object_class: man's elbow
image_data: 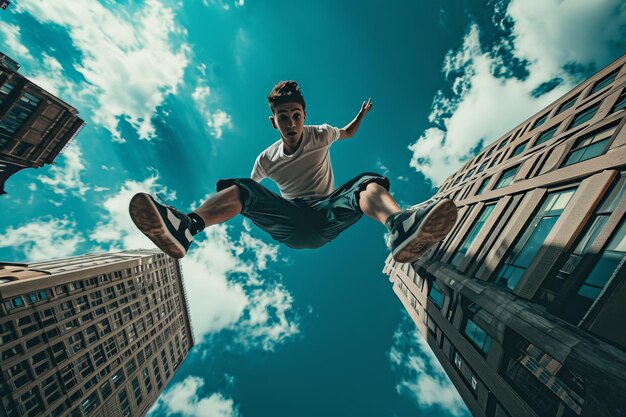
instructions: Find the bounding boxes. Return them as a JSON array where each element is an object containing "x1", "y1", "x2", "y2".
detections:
[{"x1": 340, "y1": 129, "x2": 353, "y2": 139}]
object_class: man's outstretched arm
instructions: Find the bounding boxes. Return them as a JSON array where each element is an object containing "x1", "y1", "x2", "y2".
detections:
[{"x1": 339, "y1": 98, "x2": 372, "y2": 139}]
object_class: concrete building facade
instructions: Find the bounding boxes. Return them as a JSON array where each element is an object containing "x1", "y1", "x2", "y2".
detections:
[
  {"x1": 0, "y1": 52, "x2": 84, "y2": 194},
  {"x1": 383, "y1": 54, "x2": 626, "y2": 417},
  {"x1": 0, "y1": 250, "x2": 194, "y2": 417}
]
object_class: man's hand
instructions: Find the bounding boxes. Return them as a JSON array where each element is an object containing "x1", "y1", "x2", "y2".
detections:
[
  {"x1": 340, "y1": 98, "x2": 373, "y2": 139},
  {"x1": 359, "y1": 98, "x2": 373, "y2": 118}
]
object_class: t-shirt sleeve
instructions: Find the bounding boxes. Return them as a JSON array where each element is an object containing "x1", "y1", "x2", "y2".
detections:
[
  {"x1": 315, "y1": 124, "x2": 341, "y2": 146},
  {"x1": 250, "y1": 154, "x2": 266, "y2": 182}
]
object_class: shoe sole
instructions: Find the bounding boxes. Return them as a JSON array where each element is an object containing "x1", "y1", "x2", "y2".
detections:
[
  {"x1": 129, "y1": 193, "x2": 187, "y2": 259},
  {"x1": 392, "y1": 199, "x2": 458, "y2": 263}
]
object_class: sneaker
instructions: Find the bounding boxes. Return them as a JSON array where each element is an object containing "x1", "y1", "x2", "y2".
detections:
[
  {"x1": 385, "y1": 198, "x2": 458, "y2": 263},
  {"x1": 129, "y1": 193, "x2": 194, "y2": 259}
]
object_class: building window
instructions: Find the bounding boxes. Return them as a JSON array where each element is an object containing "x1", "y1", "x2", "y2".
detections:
[
  {"x1": 504, "y1": 358, "x2": 560, "y2": 416},
  {"x1": 428, "y1": 281, "x2": 444, "y2": 309},
  {"x1": 511, "y1": 141, "x2": 528, "y2": 157},
  {"x1": 535, "y1": 125, "x2": 559, "y2": 146},
  {"x1": 494, "y1": 165, "x2": 520, "y2": 190},
  {"x1": 464, "y1": 318, "x2": 491, "y2": 355},
  {"x1": 590, "y1": 69, "x2": 619, "y2": 94},
  {"x1": 132, "y1": 377, "x2": 143, "y2": 406},
  {"x1": 532, "y1": 114, "x2": 548, "y2": 130},
  {"x1": 610, "y1": 91, "x2": 626, "y2": 114},
  {"x1": 497, "y1": 137, "x2": 509, "y2": 150},
  {"x1": 476, "y1": 177, "x2": 491, "y2": 195},
  {"x1": 577, "y1": 219, "x2": 626, "y2": 301},
  {"x1": 118, "y1": 389, "x2": 131, "y2": 417},
  {"x1": 569, "y1": 103, "x2": 600, "y2": 129},
  {"x1": 477, "y1": 161, "x2": 487, "y2": 174},
  {"x1": 556, "y1": 95, "x2": 578, "y2": 114},
  {"x1": 485, "y1": 147, "x2": 494, "y2": 157},
  {"x1": 495, "y1": 188, "x2": 576, "y2": 290},
  {"x1": 563, "y1": 122, "x2": 617, "y2": 167},
  {"x1": 451, "y1": 204, "x2": 496, "y2": 267}
]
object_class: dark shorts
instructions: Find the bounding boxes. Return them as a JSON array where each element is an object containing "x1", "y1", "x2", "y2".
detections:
[{"x1": 216, "y1": 172, "x2": 390, "y2": 249}]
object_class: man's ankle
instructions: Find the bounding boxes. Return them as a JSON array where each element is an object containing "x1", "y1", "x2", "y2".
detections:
[{"x1": 187, "y1": 212, "x2": 206, "y2": 235}]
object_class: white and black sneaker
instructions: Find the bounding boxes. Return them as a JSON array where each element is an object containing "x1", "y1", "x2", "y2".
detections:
[
  {"x1": 129, "y1": 193, "x2": 195, "y2": 259},
  {"x1": 385, "y1": 199, "x2": 458, "y2": 263}
]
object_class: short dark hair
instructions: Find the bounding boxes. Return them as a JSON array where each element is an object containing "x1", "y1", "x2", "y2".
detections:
[{"x1": 267, "y1": 80, "x2": 306, "y2": 113}]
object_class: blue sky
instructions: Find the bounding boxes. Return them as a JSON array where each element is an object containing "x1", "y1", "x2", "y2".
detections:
[{"x1": 1, "y1": 1, "x2": 625, "y2": 416}]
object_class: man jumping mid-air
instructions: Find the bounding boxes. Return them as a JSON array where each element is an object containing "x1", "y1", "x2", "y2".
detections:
[{"x1": 129, "y1": 81, "x2": 458, "y2": 263}]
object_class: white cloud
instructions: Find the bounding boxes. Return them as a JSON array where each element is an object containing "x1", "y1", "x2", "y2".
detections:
[
  {"x1": 151, "y1": 376, "x2": 239, "y2": 417},
  {"x1": 389, "y1": 317, "x2": 468, "y2": 416},
  {"x1": 28, "y1": 54, "x2": 79, "y2": 99},
  {"x1": 234, "y1": 284, "x2": 299, "y2": 351},
  {"x1": 17, "y1": 0, "x2": 190, "y2": 142},
  {"x1": 0, "y1": 217, "x2": 85, "y2": 261},
  {"x1": 0, "y1": 21, "x2": 32, "y2": 61},
  {"x1": 37, "y1": 142, "x2": 90, "y2": 197},
  {"x1": 91, "y1": 175, "x2": 175, "y2": 251},
  {"x1": 408, "y1": 0, "x2": 626, "y2": 185},
  {"x1": 192, "y1": 82, "x2": 233, "y2": 139}
]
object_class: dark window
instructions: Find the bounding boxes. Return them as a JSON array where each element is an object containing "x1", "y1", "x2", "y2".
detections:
[
  {"x1": 82, "y1": 392, "x2": 100, "y2": 416},
  {"x1": 485, "y1": 147, "x2": 494, "y2": 157},
  {"x1": 496, "y1": 189, "x2": 576, "y2": 290},
  {"x1": 556, "y1": 95, "x2": 578, "y2": 114},
  {"x1": 497, "y1": 138, "x2": 509, "y2": 150},
  {"x1": 464, "y1": 319, "x2": 491, "y2": 354},
  {"x1": 451, "y1": 204, "x2": 496, "y2": 267},
  {"x1": 476, "y1": 177, "x2": 491, "y2": 195},
  {"x1": 569, "y1": 103, "x2": 600, "y2": 129},
  {"x1": 477, "y1": 162, "x2": 487, "y2": 173},
  {"x1": 577, "y1": 219, "x2": 626, "y2": 300},
  {"x1": 563, "y1": 123, "x2": 617, "y2": 167},
  {"x1": 118, "y1": 389, "x2": 131, "y2": 417},
  {"x1": 532, "y1": 114, "x2": 548, "y2": 129},
  {"x1": 504, "y1": 359, "x2": 560, "y2": 417},
  {"x1": 590, "y1": 69, "x2": 618, "y2": 94},
  {"x1": 428, "y1": 281, "x2": 444, "y2": 309},
  {"x1": 494, "y1": 165, "x2": 520, "y2": 189},
  {"x1": 511, "y1": 141, "x2": 528, "y2": 157},
  {"x1": 132, "y1": 377, "x2": 142, "y2": 406},
  {"x1": 535, "y1": 125, "x2": 559, "y2": 146},
  {"x1": 610, "y1": 91, "x2": 626, "y2": 114}
]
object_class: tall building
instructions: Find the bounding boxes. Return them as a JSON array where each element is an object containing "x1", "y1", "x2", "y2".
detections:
[
  {"x1": 0, "y1": 52, "x2": 84, "y2": 195},
  {"x1": 384, "y1": 54, "x2": 626, "y2": 417},
  {"x1": 0, "y1": 250, "x2": 195, "y2": 417}
]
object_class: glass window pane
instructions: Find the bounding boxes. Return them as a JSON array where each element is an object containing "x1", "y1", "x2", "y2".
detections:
[
  {"x1": 535, "y1": 125, "x2": 558, "y2": 145},
  {"x1": 512, "y1": 142, "x2": 527, "y2": 157},
  {"x1": 612, "y1": 93, "x2": 626, "y2": 113},
  {"x1": 570, "y1": 104, "x2": 600, "y2": 129},
  {"x1": 573, "y1": 215, "x2": 609, "y2": 255},
  {"x1": 557, "y1": 95, "x2": 578, "y2": 114},
  {"x1": 591, "y1": 70, "x2": 618, "y2": 94},
  {"x1": 533, "y1": 114, "x2": 548, "y2": 129}
]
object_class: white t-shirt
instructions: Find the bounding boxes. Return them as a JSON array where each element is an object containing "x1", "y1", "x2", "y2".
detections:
[{"x1": 251, "y1": 124, "x2": 341, "y2": 199}]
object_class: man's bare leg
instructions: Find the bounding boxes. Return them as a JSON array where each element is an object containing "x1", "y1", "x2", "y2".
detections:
[
  {"x1": 193, "y1": 185, "x2": 242, "y2": 228},
  {"x1": 129, "y1": 185, "x2": 243, "y2": 258},
  {"x1": 358, "y1": 182, "x2": 401, "y2": 224}
]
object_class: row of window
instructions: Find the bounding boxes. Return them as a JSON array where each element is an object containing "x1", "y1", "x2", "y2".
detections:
[
  {"x1": 445, "y1": 173, "x2": 626, "y2": 326},
  {"x1": 442, "y1": 75, "x2": 624, "y2": 194},
  {"x1": 456, "y1": 117, "x2": 621, "y2": 202}
]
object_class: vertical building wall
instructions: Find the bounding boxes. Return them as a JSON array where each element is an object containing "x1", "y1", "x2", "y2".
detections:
[
  {"x1": 0, "y1": 250, "x2": 195, "y2": 417},
  {"x1": 384, "y1": 54, "x2": 626, "y2": 417},
  {"x1": 0, "y1": 52, "x2": 84, "y2": 194}
]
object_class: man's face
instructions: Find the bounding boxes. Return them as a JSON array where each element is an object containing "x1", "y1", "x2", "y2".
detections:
[{"x1": 270, "y1": 102, "x2": 306, "y2": 143}]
